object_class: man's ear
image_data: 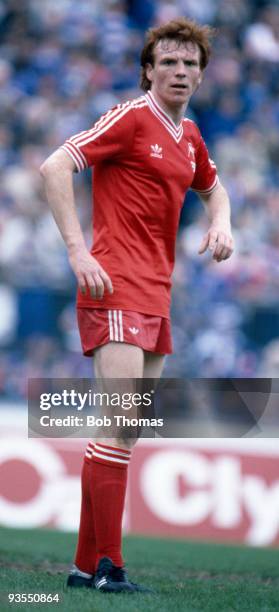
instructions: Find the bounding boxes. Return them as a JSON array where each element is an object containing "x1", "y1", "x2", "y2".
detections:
[
  {"x1": 195, "y1": 72, "x2": 203, "y2": 90},
  {"x1": 145, "y1": 63, "x2": 153, "y2": 83}
]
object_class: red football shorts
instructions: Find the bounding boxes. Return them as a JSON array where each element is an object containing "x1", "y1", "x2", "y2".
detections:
[{"x1": 77, "y1": 308, "x2": 173, "y2": 355}]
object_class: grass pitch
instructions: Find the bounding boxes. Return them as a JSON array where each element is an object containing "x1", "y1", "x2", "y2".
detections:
[{"x1": 0, "y1": 527, "x2": 278, "y2": 611}]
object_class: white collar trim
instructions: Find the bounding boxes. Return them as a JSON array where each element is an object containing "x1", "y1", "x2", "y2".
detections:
[{"x1": 146, "y1": 91, "x2": 184, "y2": 143}]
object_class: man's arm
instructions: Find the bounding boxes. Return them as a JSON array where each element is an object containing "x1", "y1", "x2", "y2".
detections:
[
  {"x1": 40, "y1": 149, "x2": 113, "y2": 298},
  {"x1": 198, "y1": 181, "x2": 234, "y2": 262}
]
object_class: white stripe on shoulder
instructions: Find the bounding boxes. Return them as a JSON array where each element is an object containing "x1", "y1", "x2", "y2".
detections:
[
  {"x1": 75, "y1": 105, "x2": 148, "y2": 147},
  {"x1": 70, "y1": 97, "x2": 147, "y2": 149},
  {"x1": 71, "y1": 97, "x2": 147, "y2": 145},
  {"x1": 70, "y1": 99, "x2": 132, "y2": 146}
]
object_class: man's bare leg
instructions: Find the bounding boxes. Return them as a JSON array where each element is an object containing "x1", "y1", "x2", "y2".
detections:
[
  {"x1": 94, "y1": 342, "x2": 144, "y2": 378},
  {"x1": 74, "y1": 344, "x2": 166, "y2": 583},
  {"x1": 75, "y1": 342, "x2": 147, "y2": 578},
  {"x1": 92, "y1": 347, "x2": 165, "y2": 447},
  {"x1": 94, "y1": 342, "x2": 144, "y2": 449},
  {"x1": 143, "y1": 351, "x2": 165, "y2": 379}
]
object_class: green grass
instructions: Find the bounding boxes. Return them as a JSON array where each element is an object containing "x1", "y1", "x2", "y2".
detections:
[{"x1": 0, "y1": 527, "x2": 278, "y2": 611}]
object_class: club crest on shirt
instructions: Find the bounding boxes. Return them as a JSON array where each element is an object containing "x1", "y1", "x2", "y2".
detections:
[{"x1": 150, "y1": 144, "x2": 163, "y2": 159}]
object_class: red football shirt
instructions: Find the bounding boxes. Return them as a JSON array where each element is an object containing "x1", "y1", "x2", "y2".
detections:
[{"x1": 62, "y1": 91, "x2": 218, "y2": 318}]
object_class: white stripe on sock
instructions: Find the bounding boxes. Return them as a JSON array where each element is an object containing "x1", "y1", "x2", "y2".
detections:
[
  {"x1": 92, "y1": 450, "x2": 129, "y2": 464},
  {"x1": 95, "y1": 444, "x2": 131, "y2": 458}
]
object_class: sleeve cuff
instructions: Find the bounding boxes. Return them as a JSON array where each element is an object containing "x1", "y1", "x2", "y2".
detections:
[
  {"x1": 191, "y1": 175, "x2": 219, "y2": 195},
  {"x1": 60, "y1": 141, "x2": 88, "y2": 173}
]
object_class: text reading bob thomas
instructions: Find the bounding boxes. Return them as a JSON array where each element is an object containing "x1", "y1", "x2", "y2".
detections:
[{"x1": 39, "y1": 414, "x2": 163, "y2": 428}]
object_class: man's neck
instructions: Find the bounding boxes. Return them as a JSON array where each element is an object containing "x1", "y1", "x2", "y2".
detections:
[{"x1": 150, "y1": 91, "x2": 187, "y2": 126}]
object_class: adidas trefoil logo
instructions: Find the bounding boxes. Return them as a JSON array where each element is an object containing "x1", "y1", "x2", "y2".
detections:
[
  {"x1": 150, "y1": 144, "x2": 163, "y2": 159},
  {"x1": 129, "y1": 327, "x2": 139, "y2": 335}
]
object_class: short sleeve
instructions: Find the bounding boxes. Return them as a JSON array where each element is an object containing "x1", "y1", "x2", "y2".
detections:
[
  {"x1": 60, "y1": 103, "x2": 136, "y2": 172},
  {"x1": 190, "y1": 135, "x2": 218, "y2": 194}
]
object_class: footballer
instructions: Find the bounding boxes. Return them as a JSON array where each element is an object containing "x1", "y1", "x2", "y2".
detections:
[{"x1": 40, "y1": 17, "x2": 233, "y2": 593}]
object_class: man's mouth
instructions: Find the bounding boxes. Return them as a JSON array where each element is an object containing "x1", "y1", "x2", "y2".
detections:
[{"x1": 171, "y1": 84, "x2": 187, "y2": 90}]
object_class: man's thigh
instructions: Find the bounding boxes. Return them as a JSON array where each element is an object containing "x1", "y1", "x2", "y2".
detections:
[
  {"x1": 94, "y1": 341, "x2": 144, "y2": 378},
  {"x1": 143, "y1": 352, "x2": 165, "y2": 379},
  {"x1": 93, "y1": 342, "x2": 145, "y2": 448},
  {"x1": 92, "y1": 344, "x2": 165, "y2": 448},
  {"x1": 94, "y1": 343, "x2": 165, "y2": 379}
]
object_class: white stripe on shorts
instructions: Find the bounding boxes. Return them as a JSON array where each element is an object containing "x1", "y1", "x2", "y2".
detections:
[
  {"x1": 108, "y1": 310, "x2": 114, "y2": 340},
  {"x1": 118, "y1": 310, "x2": 124, "y2": 341},
  {"x1": 113, "y1": 310, "x2": 119, "y2": 341},
  {"x1": 108, "y1": 310, "x2": 124, "y2": 342}
]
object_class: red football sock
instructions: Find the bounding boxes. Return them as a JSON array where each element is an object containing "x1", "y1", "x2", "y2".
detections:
[
  {"x1": 91, "y1": 442, "x2": 131, "y2": 569},
  {"x1": 74, "y1": 442, "x2": 97, "y2": 574}
]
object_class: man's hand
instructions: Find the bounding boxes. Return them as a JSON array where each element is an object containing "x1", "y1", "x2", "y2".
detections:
[
  {"x1": 68, "y1": 246, "x2": 113, "y2": 299},
  {"x1": 198, "y1": 226, "x2": 234, "y2": 262}
]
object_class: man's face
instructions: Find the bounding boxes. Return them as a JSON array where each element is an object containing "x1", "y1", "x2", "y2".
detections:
[{"x1": 146, "y1": 39, "x2": 203, "y2": 111}]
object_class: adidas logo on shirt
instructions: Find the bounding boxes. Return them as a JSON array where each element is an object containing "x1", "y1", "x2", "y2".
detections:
[
  {"x1": 129, "y1": 327, "x2": 139, "y2": 335},
  {"x1": 150, "y1": 144, "x2": 163, "y2": 159}
]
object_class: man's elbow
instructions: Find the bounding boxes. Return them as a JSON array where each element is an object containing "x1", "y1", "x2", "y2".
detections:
[
  {"x1": 40, "y1": 150, "x2": 76, "y2": 179},
  {"x1": 39, "y1": 158, "x2": 52, "y2": 179}
]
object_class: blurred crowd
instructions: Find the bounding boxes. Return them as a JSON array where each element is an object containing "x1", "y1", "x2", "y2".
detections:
[{"x1": 0, "y1": 0, "x2": 279, "y2": 400}]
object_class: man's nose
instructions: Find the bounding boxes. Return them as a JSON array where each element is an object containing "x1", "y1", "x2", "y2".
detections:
[{"x1": 175, "y1": 60, "x2": 186, "y2": 76}]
